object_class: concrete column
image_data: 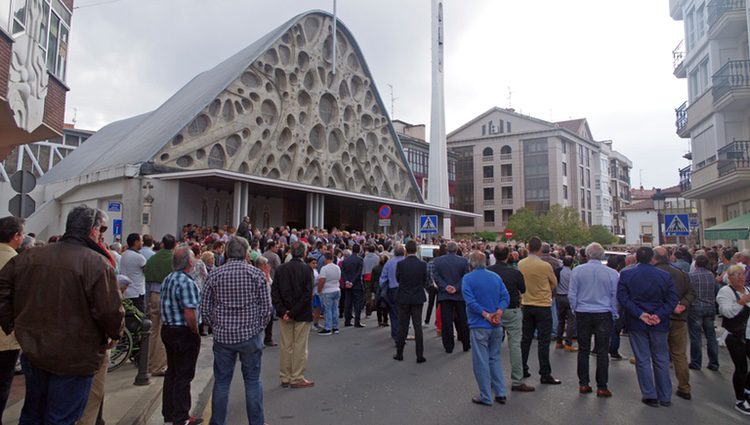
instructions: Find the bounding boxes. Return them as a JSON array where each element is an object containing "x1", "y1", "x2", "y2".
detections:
[
  {"x1": 240, "y1": 182, "x2": 250, "y2": 220},
  {"x1": 233, "y1": 182, "x2": 242, "y2": 226},
  {"x1": 442, "y1": 216, "x2": 452, "y2": 240},
  {"x1": 317, "y1": 194, "x2": 325, "y2": 228},
  {"x1": 306, "y1": 193, "x2": 315, "y2": 228}
]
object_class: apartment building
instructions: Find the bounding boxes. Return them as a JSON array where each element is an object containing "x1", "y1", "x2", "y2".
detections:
[
  {"x1": 0, "y1": 0, "x2": 75, "y2": 159},
  {"x1": 447, "y1": 107, "x2": 631, "y2": 236},
  {"x1": 670, "y1": 0, "x2": 750, "y2": 248}
]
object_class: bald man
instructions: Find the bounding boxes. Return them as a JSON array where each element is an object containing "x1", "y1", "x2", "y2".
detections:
[{"x1": 653, "y1": 246, "x2": 696, "y2": 401}]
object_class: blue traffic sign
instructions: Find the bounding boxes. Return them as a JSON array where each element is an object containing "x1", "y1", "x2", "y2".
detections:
[
  {"x1": 665, "y1": 214, "x2": 690, "y2": 236},
  {"x1": 419, "y1": 215, "x2": 439, "y2": 234},
  {"x1": 108, "y1": 201, "x2": 122, "y2": 212},
  {"x1": 112, "y1": 219, "x2": 123, "y2": 236}
]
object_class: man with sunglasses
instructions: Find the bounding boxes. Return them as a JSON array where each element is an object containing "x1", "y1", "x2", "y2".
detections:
[{"x1": 0, "y1": 205, "x2": 124, "y2": 423}]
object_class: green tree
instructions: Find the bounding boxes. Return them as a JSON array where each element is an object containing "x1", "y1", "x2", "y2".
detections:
[
  {"x1": 542, "y1": 205, "x2": 590, "y2": 245},
  {"x1": 589, "y1": 225, "x2": 618, "y2": 246},
  {"x1": 506, "y1": 207, "x2": 548, "y2": 242},
  {"x1": 474, "y1": 231, "x2": 499, "y2": 242}
]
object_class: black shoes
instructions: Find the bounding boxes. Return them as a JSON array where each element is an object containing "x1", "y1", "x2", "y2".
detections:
[
  {"x1": 707, "y1": 364, "x2": 720, "y2": 371},
  {"x1": 642, "y1": 398, "x2": 659, "y2": 408},
  {"x1": 354, "y1": 323, "x2": 365, "y2": 328},
  {"x1": 610, "y1": 352, "x2": 624, "y2": 360},
  {"x1": 511, "y1": 384, "x2": 536, "y2": 392},
  {"x1": 417, "y1": 357, "x2": 427, "y2": 364},
  {"x1": 494, "y1": 396, "x2": 507, "y2": 404},
  {"x1": 676, "y1": 391, "x2": 691, "y2": 400},
  {"x1": 540, "y1": 375, "x2": 562, "y2": 385},
  {"x1": 393, "y1": 353, "x2": 404, "y2": 361},
  {"x1": 471, "y1": 396, "x2": 492, "y2": 406},
  {"x1": 522, "y1": 371, "x2": 531, "y2": 378}
]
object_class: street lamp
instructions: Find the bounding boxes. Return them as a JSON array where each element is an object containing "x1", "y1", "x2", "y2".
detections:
[{"x1": 652, "y1": 188, "x2": 666, "y2": 245}]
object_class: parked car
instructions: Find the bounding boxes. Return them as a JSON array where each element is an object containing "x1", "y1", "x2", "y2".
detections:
[{"x1": 602, "y1": 251, "x2": 627, "y2": 265}]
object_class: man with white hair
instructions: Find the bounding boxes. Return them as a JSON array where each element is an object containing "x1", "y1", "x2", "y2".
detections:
[
  {"x1": 568, "y1": 242, "x2": 619, "y2": 397},
  {"x1": 741, "y1": 250, "x2": 750, "y2": 286},
  {"x1": 160, "y1": 245, "x2": 202, "y2": 425}
]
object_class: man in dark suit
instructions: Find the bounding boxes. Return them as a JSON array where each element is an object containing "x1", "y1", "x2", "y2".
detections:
[
  {"x1": 432, "y1": 241, "x2": 471, "y2": 353},
  {"x1": 394, "y1": 240, "x2": 429, "y2": 363},
  {"x1": 341, "y1": 244, "x2": 365, "y2": 328},
  {"x1": 618, "y1": 247, "x2": 678, "y2": 407}
]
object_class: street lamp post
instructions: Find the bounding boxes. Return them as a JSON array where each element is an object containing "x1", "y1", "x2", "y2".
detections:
[{"x1": 652, "y1": 188, "x2": 666, "y2": 246}]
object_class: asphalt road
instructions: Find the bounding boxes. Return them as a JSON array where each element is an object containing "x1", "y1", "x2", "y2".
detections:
[{"x1": 209, "y1": 314, "x2": 747, "y2": 425}]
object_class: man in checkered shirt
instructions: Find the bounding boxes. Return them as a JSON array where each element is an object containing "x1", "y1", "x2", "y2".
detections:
[{"x1": 201, "y1": 237, "x2": 273, "y2": 425}]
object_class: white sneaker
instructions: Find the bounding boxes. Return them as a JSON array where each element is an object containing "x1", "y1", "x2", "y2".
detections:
[{"x1": 734, "y1": 401, "x2": 750, "y2": 415}]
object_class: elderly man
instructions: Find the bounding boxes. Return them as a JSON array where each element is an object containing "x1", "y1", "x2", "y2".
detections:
[
  {"x1": 518, "y1": 236, "x2": 560, "y2": 385},
  {"x1": 0, "y1": 206, "x2": 123, "y2": 423},
  {"x1": 618, "y1": 247, "x2": 678, "y2": 407},
  {"x1": 463, "y1": 251, "x2": 510, "y2": 406},
  {"x1": 568, "y1": 243, "x2": 619, "y2": 397},
  {"x1": 160, "y1": 246, "x2": 202, "y2": 425},
  {"x1": 654, "y1": 246, "x2": 696, "y2": 401},
  {"x1": 202, "y1": 237, "x2": 272, "y2": 425},
  {"x1": 272, "y1": 241, "x2": 315, "y2": 389},
  {"x1": 432, "y1": 241, "x2": 471, "y2": 353},
  {"x1": 688, "y1": 255, "x2": 720, "y2": 371}
]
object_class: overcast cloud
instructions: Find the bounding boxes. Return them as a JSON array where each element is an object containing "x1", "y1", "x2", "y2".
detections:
[{"x1": 65, "y1": 0, "x2": 687, "y2": 189}]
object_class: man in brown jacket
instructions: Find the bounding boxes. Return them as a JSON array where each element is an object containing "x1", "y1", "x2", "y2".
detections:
[
  {"x1": 654, "y1": 246, "x2": 696, "y2": 401},
  {"x1": 0, "y1": 205, "x2": 124, "y2": 423}
]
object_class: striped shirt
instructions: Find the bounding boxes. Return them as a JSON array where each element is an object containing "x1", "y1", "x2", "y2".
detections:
[
  {"x1": 200, "y1": 259, "x2": 273, "y2": 345},
  {"x1": 689, "y1": 268, "x2": 717, "y2": 309},
  {"x1": 160, "y1": 271, "x2": 201, "y2": 326}
]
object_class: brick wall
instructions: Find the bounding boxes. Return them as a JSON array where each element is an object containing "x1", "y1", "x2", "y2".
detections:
[
  {"x1": 0, "y1": 32, "x2": 11, "y2": 99},
  {"x1": 43, "y1": 76, "x2": 67, "y2": 134}
]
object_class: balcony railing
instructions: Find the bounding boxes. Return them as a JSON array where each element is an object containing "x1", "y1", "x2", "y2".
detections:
[
  {"x1": 707, "y1": 0, "x2": 746, "y2": 28},
  {"x1": 673, "y1": 40, "x2": 685, "y2": 70},
  {"x1": 675, "y1": 101, "x2": 688, "y2": 133},
  {"x1": 482, "y1": 177, "x2": 494, "y2": 184},
  {"x1": 679, "y1": 165, "x2": 692, "y2": 191},
  {"x1": 618, "y1": 174, "x2": 631, "y2": 184},
  {"x1": 483, "y1": 199, "x2": 495, "y2": 206},
  {"x1": 712, "y1": 60, "x2": 750, "y2": 101},
  {"x1": 500, "y1": 176, "x2": 513, "y2": 183},
  {"x1": 717, "y1": 139, "x2": 750, "y2": 177},
  {"x1": 499, "y1": 154, "x2": 512, "y2": 161},
  {"x1": 482, "y1": 155, "x2": 494, "y2": 162},
  {"x1": 501, "y1": 198, "x2": 513, "y2": 206},
  {"x1": 484, "y1": 221, "x2": 495, "y2": 227}
]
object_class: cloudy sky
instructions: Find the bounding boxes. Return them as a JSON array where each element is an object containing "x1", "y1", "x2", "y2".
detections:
[{"x1": 65, "y1": 0, "x2": 687, "y2": 188}]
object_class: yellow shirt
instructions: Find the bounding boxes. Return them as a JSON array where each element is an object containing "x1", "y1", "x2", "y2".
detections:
[
  {"x1": 518, "y1": 254, "x2": 557, "y2": 307},
  {"x1": 0, "y1": 243, "x2": 19, "y2": 351}
]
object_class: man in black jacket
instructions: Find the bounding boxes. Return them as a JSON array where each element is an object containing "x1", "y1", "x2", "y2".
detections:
[
  {"x1": 394, "y1": 240, "x2": 429, "y2": 363},
  {"x1": 341, "y1": 244, "x2": 365, "y2": 328},
  {"x1": 272, "y1": 241, "x2": 315, "y2": 388},
  {"x1": 488, "y1": 245, "x2": 534, "y2": 392}
]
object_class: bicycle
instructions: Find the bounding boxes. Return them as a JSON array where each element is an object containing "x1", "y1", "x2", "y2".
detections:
[{"x1": 108, "y1": 298, "x2": 145, "y2": 372}]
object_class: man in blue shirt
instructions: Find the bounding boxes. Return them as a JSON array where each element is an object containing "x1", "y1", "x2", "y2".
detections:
[
  {"x1": 568, "y1": 243, "x2": 619, "y2": 398},
  {"x1": 160, "y1": 246, "x2": 202, "y2": 425},
  {"x1": 618, "y1": 247, "x2": 678, "y2": 408},
  {"x1": 380, "y1": 246, "x2": 406, "y2": 342},
  {"x1": 463, "y1": 251, "x2": 510, "y2": 406}
]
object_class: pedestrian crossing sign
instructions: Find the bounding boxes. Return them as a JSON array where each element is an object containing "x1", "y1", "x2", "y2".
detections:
[
  {"x1": 419, "y1": 215, "x2": 439, "y2": 234},
  {"x1": 665, "y1": 214, "x2": 690, "y2": 236}
]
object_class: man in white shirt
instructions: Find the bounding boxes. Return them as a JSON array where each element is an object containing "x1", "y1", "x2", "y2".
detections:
[
  {"x1": 317, "y1": 253, "x2": 342, "y2": 335},
  {"x1": 120, "y1": 233, "x2": 147, "y2": 312}
]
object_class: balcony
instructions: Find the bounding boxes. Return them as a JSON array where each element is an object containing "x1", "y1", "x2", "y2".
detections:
[
  {"x1": 482, "y1": 155, "x2": 494, "y2": 162},
  {"x1": 707, "y1": 0, "x2": 747, "y2": 38},
  {"x1": 718, "y1": 140, "x2": 750, "y2": 177},
  {"x1": 675, "y1": 101, "x2": 689, "y2": 137},
  {"x1": 501, "y1": 198, "x2": 513, "y2": 206},
  {"x1": 679, "y1": 165, "x2": 692, "y2": 191},
  {"x1": 500, "y1": 176, "x2": 513, "y2": 183},
  {"x1": 484, "y1": 221, "x2": 495, "y2": 227},
  {"x1": 483, "y1": 199, "x2": 495, "y2": 207},
  {"x1": 673, "y1": 40, "x2": 686, "y2": 78},
  {"x1": 482, "y1": 177, "x2": 494, "y2": 184},
  {"x1": 712, "y1": 60, "x2": 750, "y2": 110},
  {"x1": 499, "y1": 154, "x2": 512, "y2": 162},
  {"x1": 618, "y1": 174, "x2": 631, "y2": 184}
]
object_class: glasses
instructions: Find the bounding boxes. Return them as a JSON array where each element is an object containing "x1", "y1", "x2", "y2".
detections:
[{"x1": 99, "y1": 226, "x2": 108, "y2": 233}]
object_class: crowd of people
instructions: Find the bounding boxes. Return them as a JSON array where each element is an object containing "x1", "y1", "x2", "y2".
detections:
[{"x1": 0, "y1": 210, "x2": 750, "y2": 423}]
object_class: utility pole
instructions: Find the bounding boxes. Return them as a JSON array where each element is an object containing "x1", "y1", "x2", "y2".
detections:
[{"x1": 387, "y1": 84, "x2": 399, "y2": 118}]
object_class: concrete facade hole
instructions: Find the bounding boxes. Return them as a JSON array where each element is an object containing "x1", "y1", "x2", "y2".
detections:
[
  {"x1": 208, "y1": 144, "x2": 226, "y2": 169},
  {"x1": 287, "y1": 114, "x2": 296, "y2": 128},
  {"x1": 176, "y1": 155, "x2": 194, "y2": 168},
  {"x1": 264, "y1": 48, "x2": 279, "y2": 66},
  {"x1": 249, "y1": 141, "x2": 263, "y2": 159},
  {"x1": 188, "y1": 114, "x2": 210, "y2": 136},
  {"x1": 319, "y1": 93, "x2": 338, "y2": 124},
  {"x1": 339, "y1": 80, "x2": 350, "y2": 99},
  {"x1": 196, "y1": 148, "x2": 206, "y2": 160},
  {"x1": 222, "y1": 100, "x2": 234, "y2": 122},
  {"x1": 241, "y1": 72, "x2": 262, "y2": 88},
  {"x1": 278, "y1": 154, "x2": 292, "y2": 175},
  {"x1": 355, "y1": 137, "x2": 367, "y2": 158},
  {"x1": 241, "y1": 98, "x2": 253, "y2": 113},
  {"x1": 303, "y1": 16, "x2": 321, "y2": 42},
  {"x1": 239, "y1": 162, "x2": 249, "y2": 174},
  {"x1": 275, "y1": 68, "x2": 287, "y2": 91},
  {"x1": 350, "y1": 75, "x2": 363, "y2": 99},
  {"x1": 303, "y1": 70, "x2": 316, "y2": 91},
  {"x1": 328, "y1": 128, "x2": 343, "y2": 154},
  {"x1": 171, "y1": 134, "x2": 183, "y2": 146},
  {"x1": 278, "y1": 128, "x2": 292, "y2": 149},
  {"x1": 261, "y1": 100, "x2": 278, "y2": 125},
  {"x1": 298, "y1": 51, "x2": 310, "y2": 70},
  {"x1": 309, "y1": 124, "x2": 324, "y2": 150},
  {"x1": 225, "y1": 134, "x2": 242, "y2": 157},
  {"x1": 278, "y1": 44, "x2": 291, "y2": 66},
  {"x1": 347, "y1": 53, "x2": 359, "y2": 71},
  {"x1": 209, "y1": 99, "x2": 222, "y2": 116}
]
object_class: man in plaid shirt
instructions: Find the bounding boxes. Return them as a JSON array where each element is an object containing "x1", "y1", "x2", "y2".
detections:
[
  {"x1": 687, "y1": 255, "x2": 720, "y2": 371},
  {"x1": 201, "y1": 237, "x2": 272, "y2": 425}
]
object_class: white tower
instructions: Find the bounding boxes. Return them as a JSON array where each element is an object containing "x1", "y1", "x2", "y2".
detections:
[{"x1": 427, "y1": 0, "x2": 451, "y2": 238}]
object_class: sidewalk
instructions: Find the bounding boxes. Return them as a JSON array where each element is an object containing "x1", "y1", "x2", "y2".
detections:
[{"x1": 4, "y1": 336, "x2": 215, "y2": 425}]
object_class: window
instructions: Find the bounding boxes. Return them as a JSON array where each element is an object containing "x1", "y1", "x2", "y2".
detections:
[
  {"x1": 581, "y1": 211, "x2": 586, "y2": 222},
  {"x1": 596, "y1": 196, "x2": 601, "y2": 210},
  {"x1": 562, "y1": 162, "x2": 567, "y2": 176},
  {"x1": 562, "y1": 141, "x2": 566, "y2": 154},
  {"x1": 484, "y1": 210, "x2": 495, "y2": 224},
  {"x1": 481, "y1": 125, "x2": 486, "y2": 136},
  {"x1": 587, "y1": 191, "x2": 592, "y2": 209},
  {"x1": 483, "y1": 187, "x2": 494, "y2": 200},
  {"x1": 686, "y1": 8, "x2": 695, "y2": 50},
  {"x1": 483, "y1": 166, "x2": 494, "y2": 178},
  {"x1": 587, "y1": 212, "x2": 592, "y2": 225},
  {"x1": 586, "y1": 169, "x2": 591, "y2": 188},
  {"x1": 506, "y1": 121, "x2": 511, "y2": 133},
  {"x1": 563, "y1": 185, "x2": 568, "y2": 200},
  {"x1": 579, "y1": 166, "x2": 584, "y2": 186},
  {"x1": 580, "y1": 189, "x2": 585, "y2": 208},
  {"x1": 498, "y1": 120, "x2": 504, "y2": 134},
  {"x1": 696, "y1": 5, "x2": 705, "y2": 40},
  {"x1": 483, "y1": 147, "x2": 493, "y2": 157},
  {"x1": 585, "y1": 148, "x2": 590, "y2": 167},
  {"x1": 500, "y1": 145, "x2": 512, "y2": 155},
  {"x1": 595, "y1": 178, "x2": 600, "y2": 190}
]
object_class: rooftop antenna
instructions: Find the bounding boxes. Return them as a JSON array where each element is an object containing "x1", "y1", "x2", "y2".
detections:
[
  {"x1": 387, "y1": 84, "x2": 399, "y2": 118},
  {"x1": 507, "y1": 86, "x2": 513, "y2": 109},
  {"x1": 639, "y1": 168, "x2": 643, "y2": 188},
  {"x1": 71, "y1": 108, "x2": 78, "y2": 127}
]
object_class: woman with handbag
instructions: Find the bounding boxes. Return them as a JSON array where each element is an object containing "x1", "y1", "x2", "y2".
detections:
[{"x1": 717, "y1": 264, "x2": 750, "y2": 415}]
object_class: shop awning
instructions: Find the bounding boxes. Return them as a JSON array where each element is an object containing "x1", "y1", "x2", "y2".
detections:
[{"x1": 704, "y1": 212, "x2": 750, "y2": 240}]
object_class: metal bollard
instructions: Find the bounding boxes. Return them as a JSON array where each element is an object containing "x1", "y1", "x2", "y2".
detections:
[{"x1": 135, "y1": 293, "x2": 153, "y2": 386}]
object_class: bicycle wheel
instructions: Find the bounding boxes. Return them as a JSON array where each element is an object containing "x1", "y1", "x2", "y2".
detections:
[{"x1": 108, "y1": 328, "x2": 133, "y2": 372}]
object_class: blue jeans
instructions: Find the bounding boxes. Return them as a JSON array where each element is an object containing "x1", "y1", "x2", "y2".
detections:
[
  {"x1": 629, "y1": 330, "x2": 671, "y2": 403},
  {"x1": 210, "y1": 333, "x2": 265, "y2": 425},
  {"x1": 470, "y1": 327, "x2": 507, "y2": 404},
  {"x1": 688, "y1": 306, "x2": 719, "y2": 369},
  {"x1": 19, "y1": 355, "x2": 93, "y2": 425},
  {"x1": 551, "y1": 298, "x2": 558, "y2": 339},
  {"x1": 321, "y1": 291, "x2": 341, "y2": 331}
]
